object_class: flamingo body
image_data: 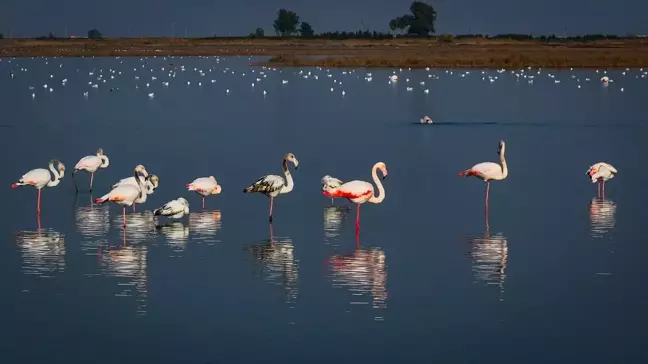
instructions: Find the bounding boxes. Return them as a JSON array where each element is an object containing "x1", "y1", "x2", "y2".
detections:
[
  {"x1": 94, "y1": 167, "x2": 146, "y2": 226},
  {"x1": 12, "y1": 160, "x2": 66, "y2": 214},
  {"x1": 458, "y1": 141, "x2": 508, "y2": 209},
  {"x1": 243, "y1": 153, "x2": 299, "y2": 222},
  {"x1": 587, "y1": 162, "x2": 617, "y2": 183},
  {"x1": 154, "y1": 198, "x2": 189, "y2": 219},
  {"x1": 73, "y1": 148, "x2": 109, "y2": 192},
  {"x1": 322, "y1": 175, "x2": 344, "y2": 204},
  {"x1": 187, "y1": 176, "x2": 221, "y2": 208}
]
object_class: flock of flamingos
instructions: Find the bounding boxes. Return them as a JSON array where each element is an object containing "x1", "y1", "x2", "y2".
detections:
[{"x1": 11, "y1": 140, "x2": 617, "y2": 234}]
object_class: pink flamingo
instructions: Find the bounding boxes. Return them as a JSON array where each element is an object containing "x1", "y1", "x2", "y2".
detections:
[
  {"x1": 323, "y1": 162, "x2": 387, "y2": 232},
  {"x1": 94, "y1": 166, "x2": 147, "y2": 226},
  {"x1": 187, "y1": 176, "x2": 222, "y2": 209},
  {"x1": 586, "y1": 162, "x2": 617, "y2": 198},
  {"x1": 12, "y1": 159, "x2": 66, "y2": 215},
  {"x1": 458, "y1": 140, "x2": 508, "y2": 209},
  {"x1": 72, "y1": 148, "x2": 110, "y2": 192},
  {"x1": 244, "y1": 153, "x2": 299, "y2": 222}
]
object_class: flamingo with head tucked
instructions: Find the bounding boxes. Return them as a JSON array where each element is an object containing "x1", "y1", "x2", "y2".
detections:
[
  {"x1": 321, "y1": 175, "x2": 343, "y2": 204},
  {"x1": 187, "y1": 176, "x2": 222, "y2": 209},
  {"x1": 72, "y1": 148, "x2": 109, "y2": 192},
  {"x1": 587, "y1": 162, "x2": 617, "y2": 198},
  {"x1": 154, "y1": 197, "x2": 190, "y2": 219},
  {"x1": 244, "y1": 153, "x2": 299, "y2": 222},
  {"x1": 12, "y1": 159, "x2": 66, "y2": 215},
  {"x1": 323, "y1": 162, "x2": 387, "y2": 232},
  {"x1": 94, "y1": 166, "x2": 147, "y2": 226},
  {"x1": 458, "y1": 140, "x2": 508, "y2": 208}
]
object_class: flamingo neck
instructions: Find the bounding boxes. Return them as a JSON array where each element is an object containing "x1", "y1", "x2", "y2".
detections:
[
  {"x1": 136, "y1": 171, "x2": 147, "y2": 199},
  {"x1": 47, "y1": 162, "x2": 62, "y2": 187},
  {"x1": 368, "y1": 163, "x2": 385, "y2": 204},
  {"x1": 280, "y1": 158, "x2": 294, "y2": 194},
  {"x1": 499, "y1": 146, "x2": 508, "y2": 180},
  {"x1": 100, "y1": 155, "x2": 110, "y2": 168}
]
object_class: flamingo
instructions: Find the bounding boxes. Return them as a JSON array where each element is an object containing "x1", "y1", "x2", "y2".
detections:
[
  {"x1": 321, "y1": 175, "x2": 343, "y2": 204},
  {"x1": 94, "y1": 166, "x2": 147, "y2": 226},
  {"x1": 12, "y1": 159, "x2": 66, "y2": 215},
  {"x1": 154, "y1": 197, "x2": 189, "y2": 219},
  {"x1": 323, "y1": 162, "x2": 387, "y2": 232},
  {"x1": 420, "y1": 116, "x2": 433, "y2": 124},
  {"x1": 587, "y1": 162, "x2": 617, "y2": 198},
  {"x1": 72, "y1": 148, "x2": 109, "y2": 192},
  {"x1": 111, "y1": 165, "x2": 158, "y2": 212},
  {"x1": 187, "y1": 176, "x2": 222, "y2": 209},
  {"x1": 111, "y1": 165, "x2": 151, "y2": 189},
  {"x1": 458, "y1": 140, "x2": 508, "y2": 208},
  {"x1": 243, "y1": 153, "x2": 299, "y2": 222},
  {"x1": 132, "y1": 174, "x2": 159, "y2": 212}
]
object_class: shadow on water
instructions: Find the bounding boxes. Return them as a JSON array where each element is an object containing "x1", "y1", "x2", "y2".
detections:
[
  {"x1": 323, "y1": 205, "x2": 351, "y2": 244},
  {"x1": 14, "y1": 217, "x2": 66, "y2": 279},
  {"x1": 327, "y1": 234, "x2": 388, "y2": 321},
  {"x1": 466, "y1": 212, "x2": 509, "y2": 301},
  {"x1": 589, "y1": 197, "x2": 617, "y2": 238},
  {"x1": 245, "y1": 223, "x2": 299, "y2": 305},
  {"x1": 188, "y1": 210, "x2": 223, "y2": 244},
  {"x1": 98, "y1": 243, "x2": 149, "y2": 316}
]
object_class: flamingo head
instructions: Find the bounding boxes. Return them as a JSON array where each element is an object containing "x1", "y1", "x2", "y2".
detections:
[
  {"x1": 212, "y1": 184, "x2": 222, "y2": 195},
  {"x1": 135, "y1": 164, "x2": 148, "y2": 177},
  {"x1": 497, "y1": 140, "x2": 506, "y2": 156},
  {"x1": 96, "y1": 148, "x2": 104, "y2": 156},
  {"x1": 178, "y1": 197, "x2": 189, "y2": 206},
  {"x1": 148, "y1": 174, "x2": 159, "y2": 189},
  {"x1": 376, "y1": 162, "x2": 388, "y2": 180},
  {"x1": 284, "y1": 153, "x2": 299, "y2": 170},
  {"x1": 51, "y1": 160, "x2": 66, "y2": 177}
]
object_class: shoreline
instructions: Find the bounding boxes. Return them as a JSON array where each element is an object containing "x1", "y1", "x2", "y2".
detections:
[{"x1": 2, "y1": 38, "x2": 648, "y2": 69}]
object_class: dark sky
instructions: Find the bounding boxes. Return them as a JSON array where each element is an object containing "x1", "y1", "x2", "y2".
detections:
[{"x1": 2, "y1": 0, "x2": 646, "y2": 37}]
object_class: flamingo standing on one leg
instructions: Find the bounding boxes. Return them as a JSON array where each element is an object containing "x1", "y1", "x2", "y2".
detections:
[
  {"x1": 458, "y1": 140, "x2": 508, "y2": 210},
  {"x1": 587, "y1": 162, "x2": 617, "y2": 199},
  {"x1": 321, "y1": 175, "x2": 343, "y2": 204},
  {"x1": 111, "y1": 165, "x2": 158, "y2": 212},
  {"x1": 132, "y1": 174, "x2": 159, "y2": 211},
  {"x1": 243, "y1": 153, "x2": 299, "y2": 222},
  {"x1": 187, "y1": 176, "x2": 222, "y2": 209},
  {"x1": 12, "y1": 160, "x2": 66, "y2": 215},
  {"x1": 94, "y1": 167, "x2": 147, "y2": 227},
  {"x1": 72, "y1": 148, "x2": 109, "y2": 193},
  {"x1": 323, "y1": 162, "x2": 387, "y2": 233}
]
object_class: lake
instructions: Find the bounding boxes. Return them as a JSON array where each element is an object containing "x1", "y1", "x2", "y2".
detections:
[{"x1": 1, "y1": 56, "x2": 647, "y2": 364}]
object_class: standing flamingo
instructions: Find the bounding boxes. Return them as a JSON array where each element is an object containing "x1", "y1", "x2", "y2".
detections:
[
  {"x1": 187, "y1": 176, "x2": 222, "y2": 209},
  {"x1": 323, "y1": 162, "x2": 387, "y2": 232},
  {"x1": 321, "y1": 175, "x2": 344, "y2": 204},
  {"x1": 132, "y1": 174, "x2": 159, "y2": 211},
  {"x1": 72, "y1": 148, "x2": 110, "y2": 192},
  {"x1": 111, "y1": 165, "x2": 158, "y2": 212},
  {"x1": 587, "y1": 162, "x2": 617, "y2": 198},
  {"x1": 243, "y1": 153, "x2": 299, "y2": 222},
  {"x1": 94, "y1": 166, "x2": 147, "y2": 226},
  {"x1": 12, "y1": 159, "x2": 66, "y2": 215},
  {"x1": 458, "y1": 140, "x2": 508, "y2": 208}
]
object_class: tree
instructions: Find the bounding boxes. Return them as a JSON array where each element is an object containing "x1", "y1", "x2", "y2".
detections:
[
  {"x1": 88, "y1": 29, "x2": 103, "y2": 39},
  {"x1": 273, "y1": 9, "x2": 300, "y2": 36},
  {"x1": 254, "y1": 28, "x2": 265, "y2": 37},
  {"x1": 48, "y1": 32, "x2": 56, "y2": 39},
  {"x1": 388, "y1": 1, "x2": 436, "y2": 36},
  {"x1": 0, "y1": 34, "x2": 3, "y2": 39},
  {"x1": 300, "y1": 22, "x2": 314, "y2": 37}
]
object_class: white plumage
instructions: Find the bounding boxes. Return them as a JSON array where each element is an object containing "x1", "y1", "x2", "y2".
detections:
[
  {"x1": 73, "y1": 148, "x2": 109, "y2": 192},
  {"x1": 244, "y1": 153, "x2": 299, "y2": 222},
  {"x1": 187, "y1": 176, "x2": 222, "y2": 208},
  {"x1": 94, "y1": 167, "x2": 147, "y2": 226},
  {"x1": 154, "y1": 198, "x2": 189, "y2": 219},
  {"x1": 587, "y1": 162, "x2": 617, "y2": 198},
  {"x1": 321, "y1": 175, "x2": 343, "y2": 204},
  {"x1": 12, "y1": 160, "x2": 66, "y2": 215}
]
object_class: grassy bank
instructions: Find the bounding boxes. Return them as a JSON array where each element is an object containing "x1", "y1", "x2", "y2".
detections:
[{"x1": 2, "y1": 37, "x2": 648, "y2": 68}]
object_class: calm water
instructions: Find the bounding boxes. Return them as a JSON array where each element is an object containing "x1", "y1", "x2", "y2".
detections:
[{"x1": 1, "y1": 57, "x2": 648, "y2": 363}]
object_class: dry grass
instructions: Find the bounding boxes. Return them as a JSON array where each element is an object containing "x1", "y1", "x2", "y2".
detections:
[{"x1": 2, "y1": 38, "x2": 648, "y2": 68}]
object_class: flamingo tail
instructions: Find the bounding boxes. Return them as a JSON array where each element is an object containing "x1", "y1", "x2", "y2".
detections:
[
  {"x1": 458, "y1": 169, "x2": 478, "y2": 177},
  {"x1": 94, "y1": 193, "x2": 111, "y2": 204},
  {"x1": 186, "y1": 183, "x2": 195, "y2": 191}
]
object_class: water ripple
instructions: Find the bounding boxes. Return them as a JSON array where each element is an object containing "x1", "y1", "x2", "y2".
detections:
[
  {"x1": 99, "y1": 245, "x2": 149, "y2": 316},
  {"x1": 189, "y1": 210, "x2": 222, "y2": 243},
  {"x1": 589, "y1": 198, "x2": 617, "y2": 238},
  {"x1": 323, "y1": 205, "x2": 350, "y2": 243},
  {"x1": 466, "y1": 221, "x2": 509, "y2": 301},
  {"x1": 15, "y1": 227, "x2": 66, "y2": 278}
]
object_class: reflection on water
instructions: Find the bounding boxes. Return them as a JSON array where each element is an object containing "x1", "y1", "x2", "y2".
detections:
[
  {"x1": 156, "y1": 222, "x2": 190, "y2": 251},
  {"x1": 246, "y1": 224, "x2": 299, "y2": 304},
  {"x1": 468, "y1": 217, "x2": 509, "y2": 301},
  {"x1": 111, "y1": 212, "x2": 155, "y2": 244},
  {"x1": 323, "y1": 206, "x2": 350, "y2": 243},
  {"x1": 589, "y1": 198, "x2": 617, "y2": 238},
  {"x1": 15, "y1": 225, "x2": 66, "y2": 278},
  {"x1": 99, "y1": 245, "x2": 148, "y2": 316},
  {"x1": 76, "y1": 204, "x2": 110, "y2": 237},
  {"x1": 189, "y1": 210, "x2": 222, "y2": 243},
  {"x1": 328, "y1": 239, "x2": 388, "y2": 320}
]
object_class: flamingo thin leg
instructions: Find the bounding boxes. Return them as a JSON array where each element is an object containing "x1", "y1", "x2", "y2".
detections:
[
  {"x1": 202, "y1": 197, "x2": 205, "y2": 209},
  {"x1": 123, "y1": 206, "x2": 127, "y2": 227},
  {"x1": 269, "y1": 196, "x2": 274, "y2": 222},
  {"x1": 89, "y1": 172, "x2": 94, "y2": 192},
  {"x1": 132, "y1": 204, "x2": 136, "y2": 212},
  {"x1": 602, "y1": 181, "x2": 606, "y2": 199},
  {"x1": 356, "y1": 204, "x2": 361, "y2": 231},
  {"x1": 485, "y1": 181, "x2": 490, "y2": 207},
  {"x1": 37, "y1": 189, "x2": 41, "y2": 215}
]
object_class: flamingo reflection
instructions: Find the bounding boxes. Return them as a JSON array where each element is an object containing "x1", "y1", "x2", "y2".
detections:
[
  {"x1": 15, "y1": 216, "x2": 66, "y2": 278},
  {"x1": 468, "y1": 211, "x2": 508, "y2": 300},
  {"x1": 98, "y1": 244, "x2": 149, "y2": 316},
  {"x1": 75, "y1": 201, "x2": 110, "y2": 238},
  {"x1": 111, "y1": 212, "x2": 155, "y2": 244},
  {"x1": 323, "y1": 205, "x2": 350, "y2": 243},
  {"x1": 246, "y1": 223, "x2": 299, "y2": 304},
  {"x1": 188, "y1": 210, "x2": 222, "y2": 243},
  {"x1": 156, "y1": 222, "x2": 190, "y2": 250},
  {"x1": 589, "y1": 197, "x2": 617, "y2": 238},
  {"x1": 328, "y1": 235, "x2": 388, "y2": 316}
]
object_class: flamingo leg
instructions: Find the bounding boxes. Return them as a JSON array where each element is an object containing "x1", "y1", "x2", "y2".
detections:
[
  {"x1": 356, "y1": 204, "x2": 361, "y2": 231},
  {"x1": 73, "y1": 171, "x2": 79, "y2": 193},
  {"x1": 202, "y1": 197, "x2": 205, "y2": 209},
  {"x1": 132, "y1": 204, "x2": 136, "y2": 212},
  {"x1": 331, "y1": 198, "x2": 334, "y2": 205},
  {"x1": 37, "y1": 189, "x2": 41, "y2": 215},
  {"x1": 485, "y1": 181, "x2": 490, "y2": 208},
  {"x1": 89, "y1": 172, "x2": 94, "y2": 192},
  {"x1": 269, "y1": 196, "x2": 274, "y2": 222},
  {"x1": 123, "y1": 206, "x2": 127, "y2": 227},
  {"x1": 602, "y1": 181, "x2": 606, "y2": 199}
]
